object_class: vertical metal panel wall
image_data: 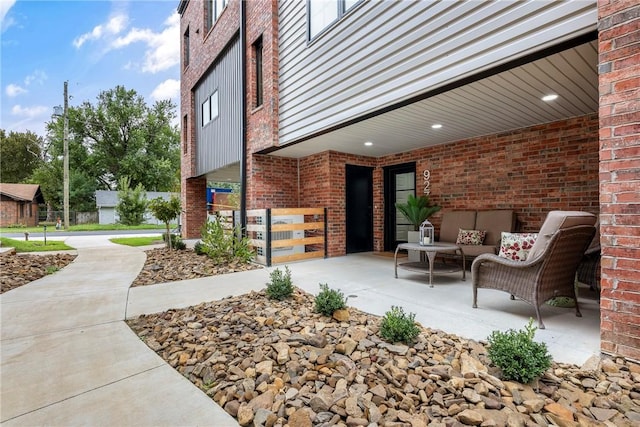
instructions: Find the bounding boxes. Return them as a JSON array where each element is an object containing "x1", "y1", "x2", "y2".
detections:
[
  {"x1": 195, "y1": 36, "x2": 242, "y2": 176},
  {"x1": 277, "y1": 0, "x2": 597, "y2": 145}
]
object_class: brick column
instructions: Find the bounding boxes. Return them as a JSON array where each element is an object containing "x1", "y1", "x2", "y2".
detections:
[
  {"x1": 598, "y1": 0, "x2": 640, "y2": 360},
  {"x1": 182, "y1": 176, "x2": 207, "y2": 239}
]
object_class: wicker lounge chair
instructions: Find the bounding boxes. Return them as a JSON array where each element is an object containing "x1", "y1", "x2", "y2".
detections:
[
  {"x1": 576, "y1": 217, "x2": 601, "y2": 296},
  {"x1": 471, "y1": 211, "x2": 597, "y2": 329}
]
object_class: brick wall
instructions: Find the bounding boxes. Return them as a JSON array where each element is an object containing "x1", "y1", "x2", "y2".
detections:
[
  {"x1": 0, "y1": 200, "x2": 38, "y2": 227},
  {"x1": 246, "y1": 154, "x2": 298, "y2": 209},
  {"x1": 294, "y1": 114, "x2": 599, "y2": 256},
  {"x1": 598, "y1": 0, "x2": 640, "y2": 361},
  {"x1": 384, "y1": 113, "x2": 601, "y2": 234}
]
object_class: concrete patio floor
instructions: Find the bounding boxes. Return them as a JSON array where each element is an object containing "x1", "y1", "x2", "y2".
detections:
[{"x1": 1, "y1": 236, "x2": 601, "y2": 425}]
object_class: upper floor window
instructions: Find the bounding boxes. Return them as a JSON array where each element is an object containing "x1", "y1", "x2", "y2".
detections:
[
  {"x1": 308, "y1": 0, "x2": 360, "y2": 40},
  {"x1": 202, "y1": 90, "x2": 219, "y2": 127},
  {"x1": 253, "y1": 36, "x2": 264, "y2": 108},
  {"x1": 206, "y1": 0, "x2": 228, "y2": 32},
  {"x1": 183, "y1": 27, "x2": 190, "y2": 68}
]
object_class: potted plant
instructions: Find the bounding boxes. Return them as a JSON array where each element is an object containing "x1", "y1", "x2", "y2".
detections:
[{"x1": 395, "y1": 194, "x2": 441, "y2": 243}]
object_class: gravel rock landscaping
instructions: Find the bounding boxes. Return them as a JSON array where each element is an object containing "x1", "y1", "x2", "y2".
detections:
[
  {"x1": 127, "y1": 288, "x2": 640, "y2": 427},
  {"x1": 131, "y1": 248, "x2": 262, "y2": 287},
  {"x1": 0, "y1": 251, "x2": 76, "y2": 294}
]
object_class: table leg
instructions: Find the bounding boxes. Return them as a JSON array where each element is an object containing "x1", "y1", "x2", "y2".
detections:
[
  {"x1": 426, "y1": 251, "x2": 436, "y2": 287},
  {"x1": 459, "y1": 249, "x2": 466, "y2": 280}
]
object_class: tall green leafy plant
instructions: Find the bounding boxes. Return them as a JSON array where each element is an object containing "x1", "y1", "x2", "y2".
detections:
[
  {"x1": 115, "y1": 176, "x2": 147, "y2": 225},
  {"x1": 395, "y1": 194, "x2": 441, "y2": 231}
]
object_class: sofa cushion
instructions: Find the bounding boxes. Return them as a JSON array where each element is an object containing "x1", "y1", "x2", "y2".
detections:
[
  {"x1": 456, "y1": 229, "x2": 486, "y2": 245},
  {"x1": 460, "y1": 244, "x2": 497, "y2": 257},
  {"x1": 498, "y1": 232, "x2": 538, "y2": 261},
  {"x1": 475, "y1": 210, "x2": 516, "y2": 247},
  {"x1": 440, "y1": 211, "x2": 476, "y2": 243}
]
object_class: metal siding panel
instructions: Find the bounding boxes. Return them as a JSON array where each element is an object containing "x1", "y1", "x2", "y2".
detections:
[
  {"x1": 195, "y1": 37, "x2": 242, "y2": 176},
  {"x1": 277, "y1": 0, "x2": 596, "y2": 144}
]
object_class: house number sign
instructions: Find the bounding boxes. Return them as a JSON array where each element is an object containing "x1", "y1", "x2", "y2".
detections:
[{"x1": 423, "y1": 169, "x2": 431, "y2": 195}]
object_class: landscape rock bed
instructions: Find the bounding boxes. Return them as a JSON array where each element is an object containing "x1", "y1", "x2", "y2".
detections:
[
  {"x1": 131, "y1": 248, "x2": 262, "y2": 287},
  {"x1": 0, "y1": 252, "x2": 76, "y2": 294},
  {"x1": 127, "y1": 288, "x2": 640, "y2": 427}
]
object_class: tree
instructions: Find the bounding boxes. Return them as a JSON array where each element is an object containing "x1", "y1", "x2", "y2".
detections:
[
  {"x1": 115, "y1": 176, "x2": 147, "y2": 225},
  {"x1": 0, "y1": 130, "x2": 44, "y2": 183},
  {"x1": 148, "y1": 196, "x2": 181, "y2": 249},
  {"x1": 71, "y1": 85, "x2": 180, "y2": 191}
]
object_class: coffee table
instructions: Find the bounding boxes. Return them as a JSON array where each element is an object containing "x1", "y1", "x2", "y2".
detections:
[{"x1": 394, "y1": 242, "x2": 465, "y2": 287}]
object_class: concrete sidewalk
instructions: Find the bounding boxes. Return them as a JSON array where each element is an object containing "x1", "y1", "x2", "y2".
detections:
[
  {"x1": 0, "y1": 235, "x2": 239, "y2": 426},
  {"x1": 1, "y1": 235, "x2": 601, "y2": 426}
]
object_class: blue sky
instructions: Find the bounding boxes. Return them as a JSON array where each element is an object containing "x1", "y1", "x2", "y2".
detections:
[{"x1": 1, "y1": 0, "x2": 181, "y2": 138}]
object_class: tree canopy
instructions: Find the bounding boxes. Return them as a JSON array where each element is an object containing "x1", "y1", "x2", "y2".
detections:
[
  {"x1": 0, "y1": 130, "x2": 44, "y2": 183},
  {"x1": 69, "y1": 85, "x2": 180, "y2": 191},
  {"x1": 2, "y1": 85, "x2": 180, "y2": 213}
]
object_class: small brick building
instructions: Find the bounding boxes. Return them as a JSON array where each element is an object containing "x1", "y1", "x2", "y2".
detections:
[
  {"x1": 0, "y1": 183, "x2": 44, "y2": 227},
  {"x1": 178, "y1": 1, "x2": 639, "y2": 360}
]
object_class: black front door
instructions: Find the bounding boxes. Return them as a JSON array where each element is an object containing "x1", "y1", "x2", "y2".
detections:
[
  {"x1": 384, "y1": 162, "x2": 416, "y2": 251},
  {"x1": 346, "y1": 164, "x2": 373, "y2": 253}
]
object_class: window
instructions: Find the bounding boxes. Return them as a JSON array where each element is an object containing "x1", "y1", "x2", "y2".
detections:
[
  {"x1": 254, "y1": 36, "x2": 263, "y2": 108},
  {"x1": 308, "y1": 0, "x2": 361, "y2": 40},
  {"x1": 206, "y1": 0, "x2": 227, "y2": 32},
  {"x1": 201, "y1": 90, "x2": 219, "y2": 127},
  {"x1": 183, "y1": 27, "x2": 190, "y2": 69},
  {"x1": 182, "y1": 115, "x2": 188, "y2": 153}
]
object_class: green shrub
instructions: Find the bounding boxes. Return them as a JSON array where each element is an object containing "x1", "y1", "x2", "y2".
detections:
[
  {"x1": 315, "y1": 283, "x2": 347, "y2": 316},
  {"x1": 199, "y1": 217, "x2": 254, "y2": 264},
  {"x1": 194, "y1": 241, "x2": 206, "y2": 255},
  {"x1": 266, "y1": 266, "x2": 293, "y2": 300},
  {"x1": 162, "y1": 233, "x2": 186, "y2": 250},
  {"x1": 487, "y1": 319, "x2": 552, "y2": 383},
  {"x1": 380, "y1": 306, "x2": 421, "y2": 344},
  {"x1": 115, "y1": 176, "x2": 147, "y2": 226}
]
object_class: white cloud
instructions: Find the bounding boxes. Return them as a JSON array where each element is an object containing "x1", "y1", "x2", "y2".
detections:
[
  {"x1": 150, "y1": 79, "x2": 180, "y2": 101},
  {"x1": 0, "y1": 0, "x2": 16, "y2": 32},
  {"x1": 111, "y1": 11, "x2": 179, "y2": 74},
  {"x1": 73, "y1": 13, "x2": 128, "y2": 48},
  {"x1": 4, "y1": 70, "x2": 47, "y2": 98},
  {"x1": 24, "y1": 70, "x2": 47, "y2": 86},
  {"x1": 6, "y1": 83, "x2": 26, "y2": 97},
  {"x1": 11, "y1": 104, "x2": 49, "y2": 118}
]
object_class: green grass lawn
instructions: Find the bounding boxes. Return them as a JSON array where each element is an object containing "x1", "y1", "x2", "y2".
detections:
[
  {"x1": 109, "y1": 236, "x2": 164, "y2": 247},
  {"x1": 0, "y1": 237, "x2": 74, "y2": 253},
  {"x1": 0, "y1": 223, "x2": 172, "y2": 234}
]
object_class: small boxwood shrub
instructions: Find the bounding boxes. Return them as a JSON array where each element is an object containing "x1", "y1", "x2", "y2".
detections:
[
  {"x1": 487, "y1": 319, "x2": 552, "y2": 383},
  {"x1": 380, "y1": 306, "x2": 421, "y2": 344},
  {"x1": 193, "y1": 241, "x2": 206, "y2": 255},
  {"x1": 265, "y1": 266, "x2": 293, "y2": 300},
  {"x1": 314, "y1": 283, "x2": 347, "y2": 316}
]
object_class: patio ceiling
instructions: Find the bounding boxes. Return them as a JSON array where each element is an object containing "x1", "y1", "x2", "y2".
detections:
[{"x1": 270, "y1": 40, "x2": 598, "y2": 159}]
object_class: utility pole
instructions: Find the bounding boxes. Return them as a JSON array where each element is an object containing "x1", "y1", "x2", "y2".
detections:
[{"x1": 63, "y1": 81, "x2": 69, "y2": 230}]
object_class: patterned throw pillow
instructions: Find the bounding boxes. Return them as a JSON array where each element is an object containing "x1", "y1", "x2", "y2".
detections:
[
  {"x1": 499, "y1": 232, "x2": 538, "y2": 261},
  {"x1": 456, "y1": 229, "x2": 486, "y2": 245}
]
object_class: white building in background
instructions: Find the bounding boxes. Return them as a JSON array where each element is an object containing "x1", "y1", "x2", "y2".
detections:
[{"x1": 95, "y1": 191, "x2": 179, "y2": 225}]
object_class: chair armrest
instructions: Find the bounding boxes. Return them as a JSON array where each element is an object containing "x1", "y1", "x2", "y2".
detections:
[{"x1": 471, "y1": 252, "x2": 545, "y2": 283}]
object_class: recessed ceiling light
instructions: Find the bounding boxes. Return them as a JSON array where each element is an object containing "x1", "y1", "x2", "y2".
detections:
[
  {"x1": 542, "y1": 94, "x2": 558, "y2": 102},
  {"x1": 364, "y1": 141, "x2": 373, "y2": 146},
  {"x1": 431, "y1": 124, "x2": 442, "y2": 129}
]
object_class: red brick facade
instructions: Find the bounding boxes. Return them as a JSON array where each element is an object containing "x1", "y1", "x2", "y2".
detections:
[
  {"x1": 0, "y1": 199, "x2": 39, "y2": 227},
  {"x1": 598, "y1": 0, "x2": 640, "y2": 361}
]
